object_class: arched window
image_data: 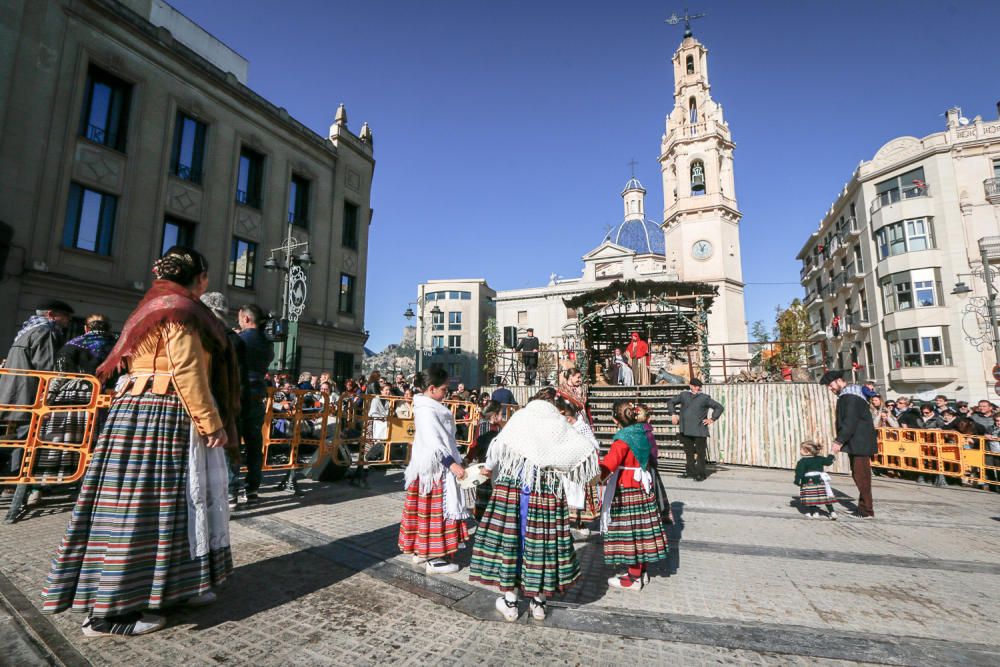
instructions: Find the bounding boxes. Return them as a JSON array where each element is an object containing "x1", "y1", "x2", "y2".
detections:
[
  {"x1": 690, "y1": 160, "x2": 705, "y2": 195},
  {"x1": 689, "y1": 97, "x2": 698, "y2": 124},
  {"x1": 686, "y1": 55, "x2": 694, "y2": 74}
]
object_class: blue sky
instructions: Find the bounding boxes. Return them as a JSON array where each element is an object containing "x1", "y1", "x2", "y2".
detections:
[{"x1": 170, "y1": 0, "x2": 1000, "y2": 351}]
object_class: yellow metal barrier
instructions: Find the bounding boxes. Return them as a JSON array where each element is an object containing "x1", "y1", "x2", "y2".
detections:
[
  {"x1": 260, "y1": 387, "x2": 333, "y2": 472},
  {"x1": 326, "y1": 395, "x2": 480, "y2": 468},
  {"x1": 875, "y1": 427, "x2": 999, "y2": 489},
  {"x1": 0, "y1": 368, "x2": 110, "y2": 485}
]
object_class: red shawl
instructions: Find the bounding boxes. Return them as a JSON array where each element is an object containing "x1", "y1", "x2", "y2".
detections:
[
  {"x1": 97, "y1": 280, "x2": 240, "y2": 430},
  {"x1": 626, "y1": 339, "x2": 649, "y2": 360}
]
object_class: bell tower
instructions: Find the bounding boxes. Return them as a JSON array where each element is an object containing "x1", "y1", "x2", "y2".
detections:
[{"x1": 659, "y1": 24, "x2": 747, "y2": 346}]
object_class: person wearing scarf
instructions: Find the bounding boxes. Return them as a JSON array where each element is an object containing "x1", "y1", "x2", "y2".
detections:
[
  {"x1": 41, "y1": 247, "x2": 235, "y2": 637},
  {"x1": 35, "y1": 314, "x2": 119, "y2": 483},
  {"x1": 398, "y1": 365, "x2": 468, "y2": 574},
  {"x1": 469, "y1": 388, "x2": 599, "y2": 622},
  {"x1": 600, "y1": 400, "x2": 669, "y2": 591}
]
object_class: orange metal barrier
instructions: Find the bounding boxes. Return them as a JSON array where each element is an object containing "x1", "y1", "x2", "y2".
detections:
[
  {"x1": 875, "y1": 427, "x2": 999, "y2": 488},
  {"x1": 0, "y1": 368, "x2": 110, "y2": 485}
]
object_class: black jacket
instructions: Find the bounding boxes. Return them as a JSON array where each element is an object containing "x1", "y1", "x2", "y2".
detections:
[
  {"x1": 896, "y1": 408, "x2": 922, "y2": 429},
  {"x1": 835, "y1": 392, "x2": 877, "y2": 456}
]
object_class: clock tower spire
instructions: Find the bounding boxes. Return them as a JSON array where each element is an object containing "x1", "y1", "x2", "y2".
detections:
[{"x1": 659, "y1": 22, "x2": 747, "y2": 347}]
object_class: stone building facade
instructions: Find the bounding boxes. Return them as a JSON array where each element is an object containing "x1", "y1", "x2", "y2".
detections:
[
  {"x1": 412, "y1": 279, "x2": 496, "y2": 388},
  {"x1": 0, "y1": 0, "x2": 374, "y2": 380},
  {"x1": 796, "y1": 106, "x2": 1000, "y2": 402}
]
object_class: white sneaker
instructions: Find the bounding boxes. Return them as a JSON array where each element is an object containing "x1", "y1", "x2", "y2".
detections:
[
  {"x1": 805, "y1": 512, "x2": 815, "y2": 519},
  {"x1": 496, "y1": 596, "x2": 519, "y2": 621},
  {"x1": 411, "y1": 554, "x2": 427, "y2": 565},
  {"x1": 529, "y1": 598, "x2": 546, "y2": 620},
  {"x1": 571, "y1": 527, "x2": 591, "y2": 540},
  {"x1": 607, "y1": 574, "x2": 643, "y2": 591},
  {"x1": 185, "y1": 591, "x2": 216, "y2": 607},
  {"x1": 82, "y1": 613, "x2": 165, "y2": 637},
  {"x1": 27, "y1": 490, "x2": 42, "y2": 506},
  {"x1": 829, "y1": 511, "x2": 838, "y2": 521},
  {"x1": 425, "y1": 559, "x2": 459, "y2": 574}
]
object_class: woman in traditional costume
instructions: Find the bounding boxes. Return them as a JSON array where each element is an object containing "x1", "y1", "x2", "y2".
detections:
[
  {"x1": 600, "y1": 400, "x2": 669, "y2": 591},
  {"x1": 41, "y1": 247, "x2": 237, "y2": 636},
  {"x1": 470, "y1": 389, "x2": 599, "y2": 621},
  {"x1": 398, "y1": 365, "x2": 468, "y2": 574},
  {"x1": 558, "y1": 367, "x2": 591, "y2": 424},
  {"x1": 625, "y1": 332, "x2": 651, "y2": 385}
]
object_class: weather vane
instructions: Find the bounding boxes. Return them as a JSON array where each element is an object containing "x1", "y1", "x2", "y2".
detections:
[{"x1": 665, "y1": 8, "x2": 706, "y2": 38}]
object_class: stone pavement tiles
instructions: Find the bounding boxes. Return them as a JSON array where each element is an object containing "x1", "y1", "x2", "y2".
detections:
[{"x1": 0, "y1": 465, "x2": 998, "y2": 666}]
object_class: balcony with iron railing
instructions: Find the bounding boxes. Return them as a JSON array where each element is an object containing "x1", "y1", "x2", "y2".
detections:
[
  {"x1": 826, "y1": 273, "x2": 847, "y2": 297},
  {"x1": 800, "y1": 259, "x2": 819, "y2": 282},
  {"x1": 84, "y1": 124, "x2": 123, "y2": 151},
  {"x1": 841, "y1": 215, "x2": 861, "y2": 238},
  {"x1": 986, "y1": 177, "x2": 1000, "y2": 204},
  {"x1": 236, "y1": 189, "x2": 262, "y2": 209},
  {"x1": 870, "y1": 182, "x2": 930, "y2": 214},
  {"x1": 173, "y1": 163, "x2": 201, "y2": 184}
]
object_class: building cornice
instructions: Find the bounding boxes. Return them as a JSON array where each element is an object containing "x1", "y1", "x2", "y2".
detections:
[{"x1": 80, "y1": 0, "x2": 371, "y2": 164}]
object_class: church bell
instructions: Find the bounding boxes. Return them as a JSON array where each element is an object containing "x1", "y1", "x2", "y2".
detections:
[{"x1": 691, "y1": 164, "x2": 705, "y2": 192}]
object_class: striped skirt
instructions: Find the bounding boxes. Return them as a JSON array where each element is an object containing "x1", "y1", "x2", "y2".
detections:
[
  {"x1": 799, "y1": 480, "x2": 835, "y2": 506},
  {"x1": 41, "y1": 392, "x2": 233, "y2": 617},
  {"x1": 604, "y1": 486, "x2": 669, "y2": 566},
  {"x1": 469, "y1": 478, "x2": 580, "y2": 596},
  {"x1": 398, "y1": 480, "x2": 468, "y2": 559}
]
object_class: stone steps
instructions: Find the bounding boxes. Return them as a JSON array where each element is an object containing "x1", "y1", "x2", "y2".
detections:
[{"x1": 587, "y1": 384, "x2": 687, "y2": 455}]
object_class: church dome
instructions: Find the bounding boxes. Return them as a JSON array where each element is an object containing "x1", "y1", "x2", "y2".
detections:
[
  {"x1": 622, "y1": 176, "x2": 645, "y2": 194},
  {"x1": 607, "y1": 218, "x2": 665, "y2": 255}
]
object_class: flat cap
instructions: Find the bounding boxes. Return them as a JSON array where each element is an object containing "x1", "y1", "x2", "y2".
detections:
[
  {"x1": 818, "y1": 370, "x2": 843, "y2": 386},
  {"x1": 689, "y1": 378, "x2": 703, "y2": 387}
]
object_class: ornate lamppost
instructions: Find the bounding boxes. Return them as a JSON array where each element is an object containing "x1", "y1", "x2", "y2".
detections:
[
  {"x1": 264, "y1": 225, "x2": 314, "y2": 372},
  {"x1": 403, "y1": 296, "x2": 442, "y2": 374},
  {"x1": 952, "y1": 237, "x2": 1000, "y2": 368}
]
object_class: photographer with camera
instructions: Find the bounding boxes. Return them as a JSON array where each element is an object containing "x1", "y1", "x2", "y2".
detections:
[{"x1": 237, "y1": 304, "x2": 274, "y2": 503}]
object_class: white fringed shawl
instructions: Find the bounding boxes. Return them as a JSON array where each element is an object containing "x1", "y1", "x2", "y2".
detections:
[
  {"x1": 488, "y1": 400, "x2": 600, "y2": 492},
  {"x1": 403, "y1": 394, "x2": 467, "y2": 520}
]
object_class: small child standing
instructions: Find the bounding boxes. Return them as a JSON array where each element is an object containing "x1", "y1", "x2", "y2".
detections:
[
  {"x1": 634, "y1": 404, "x2": 673, "y2": 525},
  {"x1": 794, "y1": 441, "x2": 838, "y2": 520},
  {"x1": 398, "y1": 365, "x2": 469, "y2": 574}
]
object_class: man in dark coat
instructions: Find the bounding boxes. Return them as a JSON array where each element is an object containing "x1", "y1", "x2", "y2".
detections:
[
  {"x1": 821, "y1": 370, "x2": 877, "y2": 519},
  {"x1": 1, "y1": 300, "x2": 73, "y2": 520},
  {"x1": 670, "y1": 378, "x2": 724, "y2": 481},
  {"x1": 237, "y1": 304, "x2": 274, "y2": 502},
  {"x1": 490, "y1": 378, "x2": 516, "y2": 406},
  {"x1": 515, "y1": 327, "x2": 540, "y2": 386}
]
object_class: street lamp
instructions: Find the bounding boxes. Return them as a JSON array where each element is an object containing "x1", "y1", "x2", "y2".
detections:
[
  {"x1": 264, "y1": 225, "x2": 314, "y2": 372},
  {"x1": 404, "y1": 297, "x2": 443, "y2": 374}
]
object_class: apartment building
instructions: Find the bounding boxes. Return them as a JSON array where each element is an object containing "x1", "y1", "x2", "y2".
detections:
[{"x1": 796, "y1": 106, "x2": 1000, "y2": 401}]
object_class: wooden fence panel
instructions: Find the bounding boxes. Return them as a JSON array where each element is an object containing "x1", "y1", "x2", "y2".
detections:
[{"x1": 705, "y1": 383, "x2": 845, "y2": 473}]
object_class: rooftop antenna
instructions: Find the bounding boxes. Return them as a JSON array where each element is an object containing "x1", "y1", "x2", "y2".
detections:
[{"x1": 664, "y1": 7, "x2": 706, "y2": 38}]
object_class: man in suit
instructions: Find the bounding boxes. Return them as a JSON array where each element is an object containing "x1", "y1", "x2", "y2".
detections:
[
  {"x1": 670, "y1": 378, "x2": 724, "y2": 481},
  {"x1": 821, "y1": 370, "x2": 876, "y2": 519},
  {"x1": 515, "y1": 327, "x2": 540, "y2": 386}
]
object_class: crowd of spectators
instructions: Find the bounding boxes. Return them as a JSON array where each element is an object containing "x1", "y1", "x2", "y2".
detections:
[{"x1": 862, "y1": 380, "x2": 1000, "y2": 443}]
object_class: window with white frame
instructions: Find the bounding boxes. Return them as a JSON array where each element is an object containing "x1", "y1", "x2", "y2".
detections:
[
  {"x1": 887, "y1": 326, "x2": 947, "y2": 368},
  {"x1": 448, "y1": 335, "x2": 461, "y2": 354},
  {"x1": 874, "y1": 218, "x2": 935, "y2": 260},
  {"x1": 431, "y1": 335, "x2": 444, "y2": 354},
  {"x1": 881, "y1": 268, "x2": 940, "y2": 313},
  {"x1": 431, "y1": 311, "x2": 444, "y2": 331},
  {"x1": 448, "y1": 311, "x2": 462, "y2": 330}
]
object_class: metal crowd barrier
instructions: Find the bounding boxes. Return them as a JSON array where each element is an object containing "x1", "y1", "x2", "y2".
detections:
[
  {"x1": 875, "y1": 427, "x2": 999, "y2": 488},
  {"x1": 0, "y1": 368, "x2": 110, "y2": 486}
]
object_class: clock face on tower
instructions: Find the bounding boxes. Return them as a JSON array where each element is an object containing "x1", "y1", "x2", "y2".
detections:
[{"x1": 692, "y1": 240, "x2": 714, "y2": 260}]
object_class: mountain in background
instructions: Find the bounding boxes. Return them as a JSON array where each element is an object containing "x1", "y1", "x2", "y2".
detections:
[{"x1": 362, "y1": 326, "x2": 416, "y2": 378}]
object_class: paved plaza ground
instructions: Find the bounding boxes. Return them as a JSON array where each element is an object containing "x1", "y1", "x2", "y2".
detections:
[{"x1": 1, "y1": 465, "x2": 998, "y2": 666}]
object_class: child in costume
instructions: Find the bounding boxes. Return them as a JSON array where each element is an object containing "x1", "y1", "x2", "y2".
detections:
[
  {"x1": 600, "y1": 400, "x2": 669, "y2": 591},
  {"x1": 555, "y1": 390, "x2": 601, "y2": 537},
  {"x1": 794, "y1": 441, "x2": 838, "y2": 520},
  {"x1": 470, "y1": 389, "x2": 599, "y2": 621},
  {"x1": 634, "y1": 404, "x2": 673, "y2": 525},
  {"x1": 398, "y1": 365, "x2": 468, "y2": 574}
]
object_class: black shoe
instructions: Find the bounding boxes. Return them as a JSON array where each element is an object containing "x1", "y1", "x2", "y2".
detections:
[
  {"x1": 694, "y1": 474, "x2": 706, "y2": 482},
  {"x1": 245, "y1": 490, "x2": 259, "y2": 503},
  {"x1": 679, "y1": 473, "x2": 691, "y2": 479}
]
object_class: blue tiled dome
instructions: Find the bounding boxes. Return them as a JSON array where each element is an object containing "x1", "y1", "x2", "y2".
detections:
[
  {"x1": 622, "y1": 177, "x2": 645, "y2": 193},
  {"x1": 607, "y1": 219, "x2": 665, "y2": 255}
]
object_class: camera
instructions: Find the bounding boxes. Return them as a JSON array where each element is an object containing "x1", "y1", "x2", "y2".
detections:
[{"x1": 263, "y1": 317, "x2": 289, "y2": 342}]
